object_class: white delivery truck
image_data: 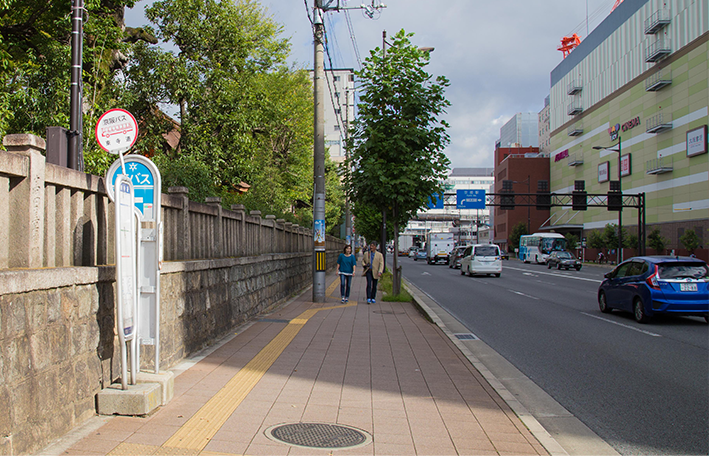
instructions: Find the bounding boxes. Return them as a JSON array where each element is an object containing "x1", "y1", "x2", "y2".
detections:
[
  {"x1": 425, "y1": 232, "x2": 454, "y2": 264},
  {"x1": 397, "y1": 234, "x2": 414, "y2": 255}
]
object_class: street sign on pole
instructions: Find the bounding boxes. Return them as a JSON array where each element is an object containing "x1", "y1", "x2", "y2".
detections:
[
  {"x1": 456, "y1": 189, "x2": 486, "y2": 209},
  {"x1": 95, "y1": 108, "x2": 138, "y2": 155}
]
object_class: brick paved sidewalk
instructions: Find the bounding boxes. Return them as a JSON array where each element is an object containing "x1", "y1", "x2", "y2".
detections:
[{"x1": 52, "y1": 270, "x2": 548, "y2": 456}]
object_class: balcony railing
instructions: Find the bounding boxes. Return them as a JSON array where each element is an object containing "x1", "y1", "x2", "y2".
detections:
[
  {"x1": 567, "y1": 102, "x2": 583, "y2": 116},
  {"x1": 646, "y1": 156, "x2": 673, "y2": 174},
  {"x1": 646, "y1": 112, "x2": 673, "y2": 133},
  {"x1": 567, "y1": 124, "x2": 583, "y2": 136},
  {"x1": 568, "y1": 154, "x2": 584, "y2": 167},
  {"x1": 567, "y1": 80, "x2": 582, "y2": 95},
  {"x1": 645, "y1": 70, "x2": 672, "y2": 91},
  {"x1": 645, "y1": 38, "x2": 671, "y2": 62},
  {"x1": 645, "y1": 9, "x2": 671, "y2": 34}
]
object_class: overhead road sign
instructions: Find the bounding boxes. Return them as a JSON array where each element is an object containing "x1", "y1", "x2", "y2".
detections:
[{"x1": 456, "y1": 189, "x2": 485, "y2": 209}]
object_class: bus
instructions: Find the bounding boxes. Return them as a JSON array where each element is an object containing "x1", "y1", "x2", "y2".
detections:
[{"x1": 518, "y1": 233, "x2": 566, "y2": 264}]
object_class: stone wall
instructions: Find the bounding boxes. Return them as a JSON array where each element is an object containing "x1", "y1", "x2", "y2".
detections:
[{"x1": 0, "y1": 248, "x2": 340, "y2": 456}]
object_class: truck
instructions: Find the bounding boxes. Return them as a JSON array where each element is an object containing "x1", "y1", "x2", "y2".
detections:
[
  {"x1": 397, "y1": 234, "x2": 414, "y2": 255},
  {"x1": 425, "y1": 232, "x2": 455, "y2": 265}
]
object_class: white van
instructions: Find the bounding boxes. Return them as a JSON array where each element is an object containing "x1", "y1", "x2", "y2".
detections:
[{"x1": 460, "y1": 244, "x2": 502, "y2": 277}]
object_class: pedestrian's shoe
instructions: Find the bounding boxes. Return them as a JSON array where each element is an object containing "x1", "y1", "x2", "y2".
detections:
[
  {"x1": 341, "y1": 297, "x2": 345, "y2": 303},
  {"x1": 345, "y1": 298, "x2": 348, "y2": 302}
]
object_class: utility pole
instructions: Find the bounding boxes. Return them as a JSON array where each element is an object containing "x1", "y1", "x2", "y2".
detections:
[
  {"x1": 312, "y1": 1, "x2": 326, "y2": 302},
  {"x1": 69, "y1": 0, "x2": 84, "y2": 171},
  {"x1": 380, "y1": 30, "x2": 387, "y2": 267},
  {"x1": 344, "y1": 88, "x2": 352, "y2": 250}
]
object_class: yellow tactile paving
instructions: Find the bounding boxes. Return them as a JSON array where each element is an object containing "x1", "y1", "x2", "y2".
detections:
[{"x1": 162, "y1": 291, "x2": 355, "y2": 452}]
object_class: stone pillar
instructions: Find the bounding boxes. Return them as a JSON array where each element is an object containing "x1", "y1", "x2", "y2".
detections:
[
  {"x1": 249, "y1": 211, "x2": 262, "y2": 256},
  {"x1": 284, "y1": 222, "x2": 293, "y2": 252},
  {"x1": 206, "y1": 197, "x2": 223, "y2": 258},
  {"x1": 168, "y1": 187, "x2": 190, "y2": 260},
  {"x1": 231, "y1": 204, "x2": 246, "y2": 257},
  {"x1": 265, "y1": 215, "x2": 276, "y2": 254},
  {"x1": 276, "y1": 219, "x2": 286, "y2": 253},
  {"x1": 3, "y1": 134, "x2": 46, "y2": 268}
]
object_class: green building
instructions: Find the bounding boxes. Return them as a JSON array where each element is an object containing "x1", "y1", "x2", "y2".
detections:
[{"x1": 547, "y1": 0, "x2": 708, "y2": 258}]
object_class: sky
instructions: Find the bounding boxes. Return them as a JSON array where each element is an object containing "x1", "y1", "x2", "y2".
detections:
[{"x1": 124, "y1": 0, "x2": 619, "y2": 169}]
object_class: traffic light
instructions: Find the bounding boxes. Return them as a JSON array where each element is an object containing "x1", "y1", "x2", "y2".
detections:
[
  {"x1": 572, "y1": 180, "x2": 587, "y2": 211},
  {"x1": 500, "y1": 180, "x2": 515, "y2": 210},
  {"x1": 536, "y1": 180, "x2": 551, "y2": 210},
  {"x1": 608, "y1": 180, "x2": 622, "y2": 211}
]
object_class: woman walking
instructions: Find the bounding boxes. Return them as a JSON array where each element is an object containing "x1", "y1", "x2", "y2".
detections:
[
  {"x1": 361, "y1": 241, "x2": 384, "y2": 304},
  {"x1": 336, "y1": 245, "x2": 357, "y2": 303}
]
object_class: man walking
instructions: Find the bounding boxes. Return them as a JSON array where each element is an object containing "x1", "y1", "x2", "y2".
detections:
[{"x1": 361, "y1": 241, "x2": 384, "y2": 304}]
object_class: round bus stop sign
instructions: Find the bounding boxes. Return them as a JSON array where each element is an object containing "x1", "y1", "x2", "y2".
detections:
[{"x1": 95, "y1": 108, "x2": 138, "y2": 154}]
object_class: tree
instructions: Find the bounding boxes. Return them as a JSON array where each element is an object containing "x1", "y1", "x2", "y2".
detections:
[
  {"x1": 588, "y1": 230, "x2": 604, "y2": 250},
  {"x1": 680, "y1": 229, "x2": 700, "y2": 254},
  {"x1": 344, "y1": 29, "x2": 450, "y2": 294},
  {"x1": 647, "y1": 228, "x2": 667, "y2": 253},
  {"x1": 509, "y1": 222, "x2": 528, "y2": 254},
  {"x1": 564, "y1": 232, "x2": 580, "y2": 251},
  {"x1": 602, "y1": 224, "x2": 619, "y2": 251}
]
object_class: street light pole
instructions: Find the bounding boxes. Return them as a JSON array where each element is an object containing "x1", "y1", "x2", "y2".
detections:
[{"x1": 593, "y1": 136, "x2": 623, "y2": 265}]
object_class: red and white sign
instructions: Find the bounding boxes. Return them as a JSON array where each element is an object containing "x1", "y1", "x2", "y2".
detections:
[
  {"x1": 598, "y1": 161, "x2": 609, "y2": 183},
  {"x1": 620, "y1": 153, "x2": 632, "y2": 177},
  {"x1": 95, "y1": 108, "x2": 138, "y2": 154}
]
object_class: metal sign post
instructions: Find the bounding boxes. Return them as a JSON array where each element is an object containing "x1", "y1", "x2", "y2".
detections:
[
  {"x1": 106, "y1": 155, "x2": 162, "y2": 374},
  {"x1": 114, "y1": 175, "x2": 138, "y2": 389}
]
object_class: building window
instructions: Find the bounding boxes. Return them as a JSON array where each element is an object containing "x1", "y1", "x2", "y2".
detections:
[{"x1": 334, "y1": 125, "x2": 340, "y2": 131}]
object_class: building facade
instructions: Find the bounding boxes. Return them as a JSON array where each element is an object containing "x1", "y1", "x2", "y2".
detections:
[
  {"x1": 548, "y1": 0, "x2": 708, "y2": 257},
  {"x1": 538, "y1": 96, "x2": 551, "y2": 154},
  {"x1": 406, "y1": 168, "x2": 494, "y2": 245},
  {"x1": 311, "y1": 68, "x2": 356, "y2": 164},
  {"x1": 499, "y1": 112, "x2": 540, "y2": 148}
]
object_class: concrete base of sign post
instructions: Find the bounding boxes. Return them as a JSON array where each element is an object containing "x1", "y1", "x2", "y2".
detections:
[
  {"x1": 97, "y1": 382, "x2": 162, "y2": 416},
  {"x1": 136, "y1": 371, "x2": 175, "y2": 406}
]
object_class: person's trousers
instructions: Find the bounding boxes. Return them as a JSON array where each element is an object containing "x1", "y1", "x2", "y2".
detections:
[
  {"x1": 365, "y1": 270, "x2": 378, "y2": 301},
  {"x1": 339, "y1": 273, "x2": 352, "y2": 299}
]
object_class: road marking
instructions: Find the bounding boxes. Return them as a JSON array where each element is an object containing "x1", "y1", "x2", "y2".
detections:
[
  {"x1": 523, "y1": 272, "x2": 538, "y2": 277},
  {"x1": 422, "y1": 272, "x2": 431, "y2": 275},
  {"x1": 505, "y1": 265, "x2": 602, "y2": 283},
  {"x1": 581, "y1": 312, "x2": 662, "y2": 337},
  {"x1": 508, "y1": 289, "x2": 540, "y2": 300}
]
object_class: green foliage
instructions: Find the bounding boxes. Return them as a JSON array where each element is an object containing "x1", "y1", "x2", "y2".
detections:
[
  {"x1": 153, "y1": 153, "x2": 214, "y2": 203},
  {"x1": 379, "y1": 270, "x2": 413, "y2": 302},
  {"x1": 509, "y1": 222, "x2": 528, "y2": 253},
  {"x1": 625, "y1": 232, "x2": 639, "y2": 250},
  {"x1": 647, "y1": 228, "x2": 667, "y2": 253},
  {"x1": 344, "y1": 29, "x2": 450, "y2": 236},
  {"x1": 588, "y1": 230, "x2": 605, "y2": 250},
  {"x1": 680, "y1": 229, "x2": 700, "y2": 253},
  {"x1": 602, "y1": 224, "x2": 619, "y2": 250},
  {"x1": 351, "y1": 201, "x2": 396, "y2": 244},
  {"x1": 564, "y1": 232, "x2": 579, "y2": 250}
]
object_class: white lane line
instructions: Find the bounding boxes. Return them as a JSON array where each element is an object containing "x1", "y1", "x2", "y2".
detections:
[
  {"x1": 581, "y1": 312, "x2": 662, "y2": 337},
  {"x1": 505, "y1": 265, "x2": 602, "y2": 283},
  {"x1": 508, "y1": 289, "x2": 540, "y2": 300}
]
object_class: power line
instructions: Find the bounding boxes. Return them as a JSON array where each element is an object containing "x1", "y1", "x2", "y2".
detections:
[
  {"x1": 322, "y1": 22, "x2": 348, "y2": 143},
  {"x1": 344, "y1": 7, "x2": 363, "y2": 70}
]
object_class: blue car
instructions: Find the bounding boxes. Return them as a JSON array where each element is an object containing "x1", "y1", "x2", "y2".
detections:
[
  {"x1": 598, "y1": 256, "x2": 709, "y2": 323},
  {"x1": 414, "y1": 248, "x2": 427, "y2": 261}
]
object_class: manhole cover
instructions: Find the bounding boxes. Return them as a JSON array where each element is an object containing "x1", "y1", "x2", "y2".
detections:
[{"x1": 266, "y1": 423, "x2": 371, "y2": 449}]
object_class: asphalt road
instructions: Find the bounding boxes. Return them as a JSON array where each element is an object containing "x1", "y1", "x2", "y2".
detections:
[{"x1": 394, "y1": 255, "x2": 709, "y2": 456}]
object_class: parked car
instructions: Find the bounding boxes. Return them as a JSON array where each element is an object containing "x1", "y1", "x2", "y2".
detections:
[
  {"x1": 448, "y1": 246, "x2": 468, "y2": 269},
  {"x1": 547, "y1": 251, "x2": 582, "y2": 270},
  {"x1": 460, "y1": 244, "x2": 502, "y2": 277},
  {"x1": 597, "y1": 256, "x2": 709, "y2": 323},
  {"x1": 414, "y1": 248, "x2": 427, "y2": 261}
]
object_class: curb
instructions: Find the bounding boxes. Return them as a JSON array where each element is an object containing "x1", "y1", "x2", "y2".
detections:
[{"x1": 402, "y1": 278, "x2": 570, "y2": 456}]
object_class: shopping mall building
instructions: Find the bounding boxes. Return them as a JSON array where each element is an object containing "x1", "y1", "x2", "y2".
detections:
[{"x1": 547, "y1": 0, "x2": 708, "y2": 256}]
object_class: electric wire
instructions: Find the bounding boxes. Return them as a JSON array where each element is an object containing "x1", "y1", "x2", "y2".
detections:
[
  {"x1": 344, "y1": 3, "x2": 363, "y2": 70},
  {"x1": 323, "y1": 21, "x2": 348, "y2": 144},
  {"x1": 566, "y1": 0, "x2": 616, "y2": 37}
]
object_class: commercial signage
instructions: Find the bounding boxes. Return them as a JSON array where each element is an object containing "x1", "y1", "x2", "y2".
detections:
[
  {"x1": 598, "y1": 161, "x2": 609, "y2": 183},
  {"x1": 456, "y1": 189, "x2": 485, "y2": 209},
  {"x1": 687, "y1": 125, "x2": 707, "y2": 157},
  {"x1": 620, "y1": 153, "x2": 632, "y2": 177},
  {"x1": 554, "y1": 149, "x2": 569, "y2": 162},
  {"x1": 609, "y1": 116, "x2": 640, "y2": 141},
  {"x1": 314, "y1": 219, "x2": 326, "y2": 249}
]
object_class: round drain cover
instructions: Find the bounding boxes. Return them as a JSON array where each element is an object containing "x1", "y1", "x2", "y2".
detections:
[{"x1": 266, "y1": 423, "x2": 371, "y2": 449}]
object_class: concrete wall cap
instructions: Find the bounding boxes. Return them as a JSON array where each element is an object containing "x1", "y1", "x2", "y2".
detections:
[
  {"x1": 3, "y1": 133, "x2": 46, "y2": 150},
  {"x1": 168, "y1": 186, "x2": 189, "y2": 194}
]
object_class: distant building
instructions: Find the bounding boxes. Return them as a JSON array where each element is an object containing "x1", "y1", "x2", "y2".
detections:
[
  {"x1": 499, "y1": 112, "x2": 539, "y2": 148},
  {"x1": 310, "y1": 68, "x2": 355, "y2": 164},
  {"x1": 538, "y1": 96, "x2": 551, "y2": 155},
  {"x1": 406, "y1": 168, "x2": 494, "y2": 245},
  {"x1": 492, "y1": 155, "x2": 550, "y2": 253},
  {"x1": 548, "y1": 0, "x2": 708, "y2": 259}
]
